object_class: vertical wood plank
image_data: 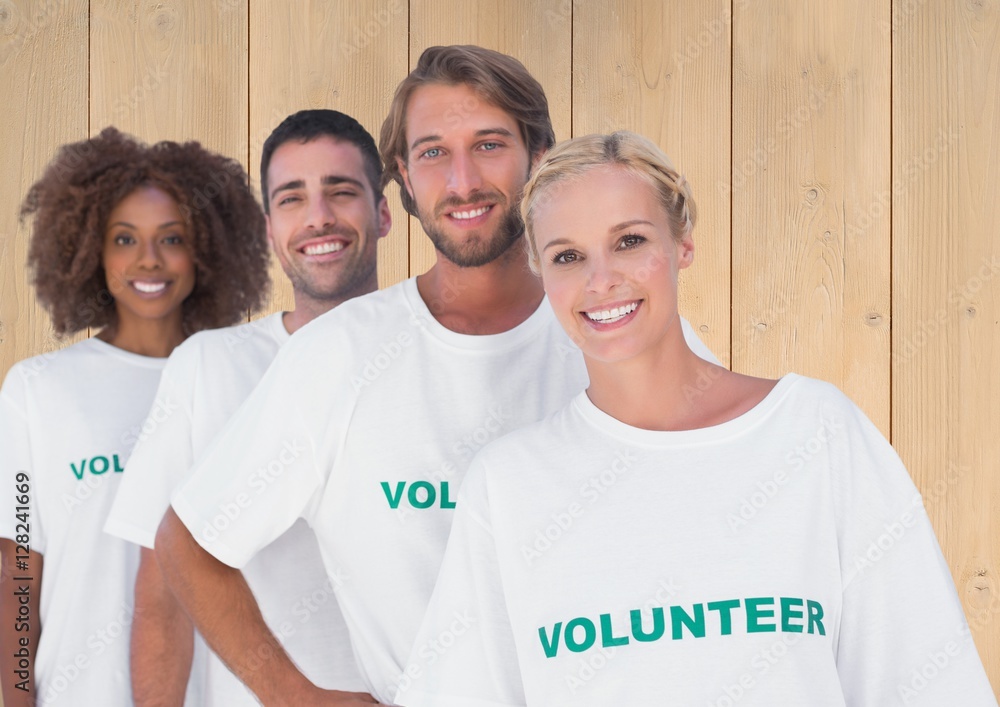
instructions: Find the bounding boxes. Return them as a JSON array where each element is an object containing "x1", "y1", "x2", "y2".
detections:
[
  {"x1": 90, "y1": 0, "x2": 248, "y2": 156},
  {"x1": 572, "y1": 0, "x2": 731, "y2": 363},
  {"x1": 732, "y1": 0, "x2": 891, "y2": 433},
  {"x1": 250, "y1": 0, "x2": 409, "y2": 311},
  {"x1": 407, "y1": 0, "x2": 573, "y2": 276},
  {"x1": 90, "y1": 0, "x2": 249, "y2": 320},
  {"x1": 0, "y1": 0, "x2": 89, "y2": 384},
  {"x1": 893, "y1": 0, "x2": 1000, "y2": 692}
]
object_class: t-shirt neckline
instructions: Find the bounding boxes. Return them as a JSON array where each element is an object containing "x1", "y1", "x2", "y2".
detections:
[
  {"x1": 86, "y1": 336, "x2": 170, "y2": 369},
  {"x1": 401, "y1": 276, "x2": 555, "y2": 351},
  {"x1": 572, "y1": 373, "x2": 801, "y2": 447},
  {"x1": 266, "y1": 311, "x2": 292, "y2": 345}
]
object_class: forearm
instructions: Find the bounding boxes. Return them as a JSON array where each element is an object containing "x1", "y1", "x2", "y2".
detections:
[
  {"x1": 154, "y1": 508, "x2": 316, "y2": 705},
  {"x1": 0, "y1": 540, "x2": 42, "y2": 707},
  {"x1": 131, "y1": 546, "x2": 193, "y2": 706}
]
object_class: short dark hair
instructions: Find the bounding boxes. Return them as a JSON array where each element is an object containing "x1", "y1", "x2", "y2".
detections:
[
  {"x1": 260, "y1": 109, "x2": 383, "y2": 213},
  {"x1": 380, "y1": 45, "x2": 556, "y2": 217},
  {"x1": 21, "y1": 126, "x2": 270, "y2": 336}
]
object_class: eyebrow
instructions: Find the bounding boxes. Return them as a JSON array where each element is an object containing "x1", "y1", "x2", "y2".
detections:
[
  {"x1": 541, "y1": 220, "x2": 656, "y2": 252},
  {"x1": 409, "y1": 127, "x2": 517, "y2": 154},
  {"x1": 108, "y1": 220, "x2": 183, "y2": 230},
  {"x1": 611, "y1": 219, "x2": 655, "y2": 231},
  {"x1": 270, "y1": 175, "x2": 365, "y2": 201}
]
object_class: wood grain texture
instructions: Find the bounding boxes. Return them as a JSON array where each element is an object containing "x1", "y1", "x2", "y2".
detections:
[
  {"x1": 250, "y1": 0, "x2": 409, "y2": 311},
  {"x1": 90, "y1": 0, "x2": 251, "y2": 323},
  {"x1": 572, "y1": 0, "x2": 731, "y2": 364},
  {"x1": 90, "y1": 0, "x2": 248, "y2": 154},
  {"x1": 0, "y1": 0, "x2": 89, "y2": 385},
  {"x1": 732, "y1": 1, "x2": 891, "y2": 433},
  {"x1": 406, "y1": 0, "x2": 572, "y2": 276},
  {"x1": 892, "y1": 0, "x2": 1000, "y2": 693}
]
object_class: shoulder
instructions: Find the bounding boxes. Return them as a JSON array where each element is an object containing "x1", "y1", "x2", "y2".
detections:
[
  {"x1": 472, "y1": 402, "x2": 578, "y2": 475},
  {"x1": 3, "y1": 338, "x2": 105, "y2": 391},
  {"x1": 167, "y1": 313, "x2": 284, "y2": 369},
  {"x1": 774, "y1": 374, "x2": 880, "y2": 434},
  {"x1": 276, "y1": 281, "x2": 417, "y2": 365}
]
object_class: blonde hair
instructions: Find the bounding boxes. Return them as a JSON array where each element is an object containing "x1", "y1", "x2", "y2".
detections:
[{"x1": 520, "y1": 131, "x2": 696, "y2": 273}]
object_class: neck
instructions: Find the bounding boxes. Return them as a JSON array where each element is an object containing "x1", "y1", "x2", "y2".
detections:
[
  {"x1": 584, "y1": 320, "x2": 723, "y2": 431},
  {"x1": 416, "y1": 245, "x2": 544, "y2": 335},
  {"x1": 283, "y1": 274, "x2": 379, "y2": 335},
  {"x1": 98, "y1": 315, "x2": 186, "y2": 358}
]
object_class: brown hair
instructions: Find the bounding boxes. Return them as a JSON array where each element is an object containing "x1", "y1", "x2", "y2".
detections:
[
  {"x1": 20, "y1": 127, "x2": 270, "y2": 336},
  {"x1": 379, "y1": 44, "x2": 555, "y2": 216},
  {"x1": 521, "y1": 131, "x2": 697, "y2": 274}
]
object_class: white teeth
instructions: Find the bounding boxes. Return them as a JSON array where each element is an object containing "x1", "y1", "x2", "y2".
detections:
[
  {"x1": 584, "y1": 301, "x2": 639, "y2": 323},
  {"x1": 450, "y1": 206, "x2": 490, "y2": 220},
  {"x1": 133, "y1": 281, "x2": 167, "y2": 294},
  {"x1": 303, "y1": 241, "x2": 345, "y2": 256}
]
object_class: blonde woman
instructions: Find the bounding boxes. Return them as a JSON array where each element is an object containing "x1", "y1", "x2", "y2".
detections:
[{"x1": 396, "y1": 131, "x2": 997, "y2": 707}]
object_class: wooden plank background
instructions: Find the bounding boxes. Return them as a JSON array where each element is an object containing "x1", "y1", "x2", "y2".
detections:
[{"x1": 0, "y1": 0, "x2": 996, "y2": 698}]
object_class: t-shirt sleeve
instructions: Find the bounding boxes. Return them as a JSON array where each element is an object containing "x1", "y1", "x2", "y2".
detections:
[
  {"x1": 104, "y1": 364, "x2": 194, "y2": 548},
  {"x1": 170, "y1": 334, "x2": 343, "y2": 569},
  {"x1": 0, "y1": 367, "x2": 45, "y2": 554},
  {"x1": 828, "y1": 391, "x2": 997, "y2": 706},
  {"x1": 395, "y1": 458, "x2": 525, "y2": 707}
]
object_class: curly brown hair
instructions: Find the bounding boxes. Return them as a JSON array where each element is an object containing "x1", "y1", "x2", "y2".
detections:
[{"x1": 20, "y1": 127, "x2": 270, "y2": 336}]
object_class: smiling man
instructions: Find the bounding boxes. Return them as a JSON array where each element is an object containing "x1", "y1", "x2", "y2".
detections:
[
  {"x1": 154, "y1": 46, "x2": 719, "y2": 706},
  {"x1": 104, "y1": 110, "x2": 388, "y2": 706}
]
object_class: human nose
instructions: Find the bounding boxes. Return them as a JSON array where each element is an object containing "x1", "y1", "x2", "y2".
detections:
[
  {"x1": 304, "y1": 194, "x2": 336, "y2": 230},
  {"x1": 136, "y1": 238, "x2": 163, "y2": 269},
  {"x1": 446, "y1": 150, "x2": 484, "y2": 197},
  {"x1": 585, "y1": 254, "x2": 624, "y2": 294}
]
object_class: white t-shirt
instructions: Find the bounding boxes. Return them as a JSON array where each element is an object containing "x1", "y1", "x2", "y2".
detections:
[
  {"x1": 0, "y1": 338, "x2": 166, "y2": 706},
  {"x1": 395, "y1": 375, "x2": 998, "y2": 707},
  {"x1": 104, "y1": 312, "x2": 366, "y2": 703},
  {"x1": 172, "y1": 277, "x2": 718, "y2": 702}
]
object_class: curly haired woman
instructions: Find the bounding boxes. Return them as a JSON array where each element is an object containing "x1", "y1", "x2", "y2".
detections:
[{"x1": 0, "y1": 127, "x2": 269, "y2": 706}]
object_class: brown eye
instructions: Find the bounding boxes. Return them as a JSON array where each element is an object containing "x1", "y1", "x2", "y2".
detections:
[{"x1": 619, "y1": 234, "x2": 646, "y2": 249}]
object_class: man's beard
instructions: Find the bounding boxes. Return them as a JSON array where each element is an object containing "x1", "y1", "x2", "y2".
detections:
[
  {"x1": 417, "y1": 190, "x2": 525, "y2": 268},
  {"x1": 286, "y1": 224, "x2": 377, "y2": 303}
]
